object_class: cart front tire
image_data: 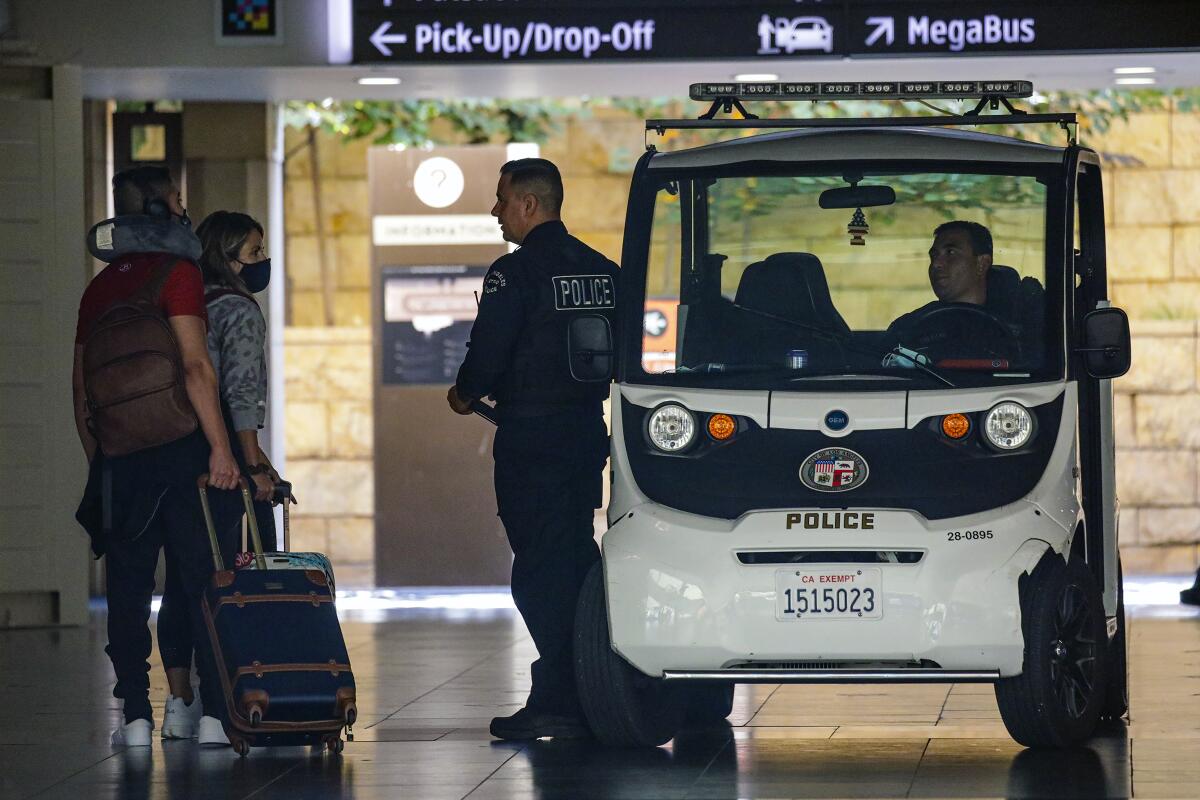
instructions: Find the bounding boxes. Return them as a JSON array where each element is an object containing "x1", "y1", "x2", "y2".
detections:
[
  {"x1": 574, "y1": 562, "x2": 684, "y2": 747},
  {"x1": 996, "y1": 553, "x2": 1108, "y2": 747},
  {"x1": 684, "y1": 683, "x2": 735, "y2": 725}
]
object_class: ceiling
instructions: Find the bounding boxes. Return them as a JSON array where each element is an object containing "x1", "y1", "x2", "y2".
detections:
[{"x1": 82, "y1": 51, "x2": 1200, "y2": 103}]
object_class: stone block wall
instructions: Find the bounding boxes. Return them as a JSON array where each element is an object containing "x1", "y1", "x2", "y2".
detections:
[
  {"x1": 282, "y1": 326, "x2": 375, "y2": 587},
  {"x1": 1086, "y1": 102, "x2": 1200, "y2": 574},
  {"x1": 282, "y1": 101, "x2": 1200, "y2": 584},
  {"x1": 1114, "y1": 321, "x2": 1200, "y2": 573}
]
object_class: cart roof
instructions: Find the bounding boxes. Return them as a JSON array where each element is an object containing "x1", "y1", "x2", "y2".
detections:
[{"x1": 648, "y1": 126, "x2": 1066, "y2": 169}]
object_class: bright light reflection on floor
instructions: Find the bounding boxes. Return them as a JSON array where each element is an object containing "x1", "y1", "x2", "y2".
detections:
[
  {"x1": 334, "y1": 587, "x2": 514, "y2": 610},
  {"x1": 1125, "y1": 574, "x2": 1200, "y2": 618},
  {"x1": 142, "y1": 577, "x2": 1196, "y2": 618}
]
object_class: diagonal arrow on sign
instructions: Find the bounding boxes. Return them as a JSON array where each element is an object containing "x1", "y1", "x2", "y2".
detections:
[
  {"x1": 370, "y1": 21, "x2": 408, "y2": 57},
  {"x1": 865, "y1": 16, "x2": 895, "y2": 47}
]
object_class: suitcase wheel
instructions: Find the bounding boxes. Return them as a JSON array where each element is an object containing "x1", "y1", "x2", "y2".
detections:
[
  {"x1": 248, "y1": 706, "x2": 264, "y2": 727},
  {"x1": 345, "y1": 704, "x2": 357, "y2": 727},
  {"x1": 326, "y1": 736, "x2": 344, "y2": 754},
  {"x1": 232, "y1": 737, "x2": 250, "y2": 757}
]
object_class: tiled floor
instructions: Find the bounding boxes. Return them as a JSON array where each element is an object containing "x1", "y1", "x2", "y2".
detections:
[{"x1": 2, "y1": 577, "x2": 1199, "y2": 800}]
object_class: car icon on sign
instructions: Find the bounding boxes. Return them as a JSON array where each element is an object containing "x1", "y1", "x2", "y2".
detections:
[{"x1": 777, "y1": 16, "x2": 833, "y2": 54}]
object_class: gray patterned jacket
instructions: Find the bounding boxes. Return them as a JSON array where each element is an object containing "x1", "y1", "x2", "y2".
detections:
[{"x1": 205, "y1": 287, "x2": 267, "y2": 432}]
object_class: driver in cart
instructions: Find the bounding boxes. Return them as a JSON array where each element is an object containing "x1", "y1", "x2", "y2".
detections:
[
  {"x1": 888, "y1": 220, "x2": 995, "y2": 355},
  {"x1": 885, "y1": 220, "x2": 1045, "y2": 366}
]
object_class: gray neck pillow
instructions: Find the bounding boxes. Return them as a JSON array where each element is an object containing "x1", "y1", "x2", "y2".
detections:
[{"x1": 87, "y1": 215, "x2": 203, "y2": 264}]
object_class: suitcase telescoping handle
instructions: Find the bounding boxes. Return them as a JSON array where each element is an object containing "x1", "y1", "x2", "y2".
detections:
[
  {"x1": 196, "y1": 474, "x2": 267, "y2": 572},
  {"x1": 272, "y1": 480, "x2": 293, "y2": 552}
]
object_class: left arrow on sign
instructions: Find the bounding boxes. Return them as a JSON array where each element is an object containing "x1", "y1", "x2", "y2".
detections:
[
  {"x1": 370, "y1": 21, "x2": 408, "y2": 57},
  {"x1": 865, "y1": 16, "x2": 895, "y2": 47}
]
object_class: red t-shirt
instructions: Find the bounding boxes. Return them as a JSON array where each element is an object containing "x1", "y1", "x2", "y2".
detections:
[{"x1": 75, "y1": 254, "x2": 207, "y2": 344}]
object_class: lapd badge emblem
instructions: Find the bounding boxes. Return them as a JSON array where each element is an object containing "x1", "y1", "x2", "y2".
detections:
[
  {"x1": 552, "y1": 274, "x2": 615, "y2": 310},
  {"x1": 483, "y1": 271, "x2": 507, "y2": 294},
  {"x1": 799, "y1": 447, "x2": 868, "y2": 492}
]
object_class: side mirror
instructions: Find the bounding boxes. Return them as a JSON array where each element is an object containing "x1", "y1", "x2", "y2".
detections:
[
  {"x1": 1078, "y1": 307, "x2": 1131, "y2": 379},
  {"x1": 568, "y1": 315, "x2": 614, "y2": 382}
]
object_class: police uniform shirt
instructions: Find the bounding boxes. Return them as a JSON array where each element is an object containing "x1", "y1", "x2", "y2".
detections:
[{"x1": 455, "y1": 220, "x2": 617, "y2": 417}]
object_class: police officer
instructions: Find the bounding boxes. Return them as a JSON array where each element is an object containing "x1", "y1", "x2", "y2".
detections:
[{"x1": 447, "y1": 158, "x2": 617, "y2": 740}]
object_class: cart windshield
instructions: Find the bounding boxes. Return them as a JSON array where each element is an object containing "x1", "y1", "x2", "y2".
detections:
[{"x1": 637, "y1": 165, "x2": 1060, "y2": 388}]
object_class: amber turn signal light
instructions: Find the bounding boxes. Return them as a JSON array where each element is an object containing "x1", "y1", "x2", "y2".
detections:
[
  {"x1": 707, "y1": 413, "x2": 737, "y2": 441},
  {"x1": 942, "y1": 413, "x2": 971, "y2": 439}
]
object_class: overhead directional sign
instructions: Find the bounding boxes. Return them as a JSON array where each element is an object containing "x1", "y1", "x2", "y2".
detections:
[
  {"x1": 347, "y1": 1, "x2": 1200, "y2": 64},
  {"x1": 850, "y1": 2, "x2": 1200, "y2": 56}
]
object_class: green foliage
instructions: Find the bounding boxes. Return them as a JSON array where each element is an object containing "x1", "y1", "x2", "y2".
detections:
[
  {"x1": 282, "y1": 98, "x2": 588, "y2": 146},
  {"x1": 283, "y1": 89, "x2": 1200, "y2": 155}
]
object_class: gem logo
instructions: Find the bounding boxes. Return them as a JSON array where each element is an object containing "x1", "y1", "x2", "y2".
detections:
[
  {"x1": 824, "y1": 410, "x2": 849, "y2": 431},
  {"x1": 800, "y1": 448, "x2": 868, "y2": 492}
]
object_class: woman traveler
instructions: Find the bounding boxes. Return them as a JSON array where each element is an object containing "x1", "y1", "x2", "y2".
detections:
[{"x1": 157, "y1": 211, "x2": 280, "y2": 745}]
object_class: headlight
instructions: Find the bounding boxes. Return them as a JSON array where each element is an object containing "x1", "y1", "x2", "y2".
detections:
[
  {"x1": 983, "y1": 402, "x2": 1034, "y2": 450},
  {"x1": 647, "y1": 404, "x2": 696, "y2": 452}
]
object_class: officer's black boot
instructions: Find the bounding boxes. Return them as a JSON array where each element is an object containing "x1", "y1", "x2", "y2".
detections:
[
  {"x1": 489, "y1": 707, "x2": 589, "y2": 741},
  {"x1": 1182, "y1": 568, "x2": 1200, "y2": 606}
]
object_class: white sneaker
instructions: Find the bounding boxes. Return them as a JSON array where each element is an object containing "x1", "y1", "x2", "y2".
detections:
[
  {"x1": 111, "y1": 718, "x2": 153, "y2": 747},
  {"x1": 161, "y1": 694, "x2": 202, "y2": 739},
  {"x1": 198, "y1": 715, "x2": 230, "y2": 747}
]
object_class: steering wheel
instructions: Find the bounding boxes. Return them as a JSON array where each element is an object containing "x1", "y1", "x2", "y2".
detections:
[{"x1": 898, "y1": 303, "x2": 1020, "y2": 362}]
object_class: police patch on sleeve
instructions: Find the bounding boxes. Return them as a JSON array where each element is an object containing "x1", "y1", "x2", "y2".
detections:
[
  {"x1": 552, "y1": 274, "x2": 615, "y2": 310},
  {"x1": 483, "y1": 271, "x2": 507, "y2": 294}
]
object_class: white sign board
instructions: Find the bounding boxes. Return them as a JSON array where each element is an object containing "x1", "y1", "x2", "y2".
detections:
[{"x1": 373, "y1": 214, "x2": 504, "y2": 246}]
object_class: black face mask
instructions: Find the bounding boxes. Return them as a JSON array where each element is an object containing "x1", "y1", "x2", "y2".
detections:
[{"x1": 238, "y1": 258, "x2": 271, "y2": 294}]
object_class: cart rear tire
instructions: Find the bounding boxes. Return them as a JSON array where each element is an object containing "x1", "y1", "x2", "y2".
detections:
[
  {"x1": 684, "y1": 683, "x2": 735, "y2": 725},
  {"x1": 996, "y1": 553, "x2": 1108, "y2": 747},
  {"x1": 1099, "y1": 558, "x2": 1128, "y2": 721},
  {"x1": 574, "y1": 562, "x2": 684, "y2": 747}
]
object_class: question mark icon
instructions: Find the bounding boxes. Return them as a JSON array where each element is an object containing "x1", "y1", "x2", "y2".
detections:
[{"x1": 415, "y1": 157, "x2": 463, "y2": 208}]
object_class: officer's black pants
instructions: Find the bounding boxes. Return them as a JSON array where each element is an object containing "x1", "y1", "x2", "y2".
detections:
[
  {"x1": 105, "y1": 485, "x2": 239, "y2": 723},
  {"x1": 494, "y1": 410, "x2": 606, "y2": 717}
]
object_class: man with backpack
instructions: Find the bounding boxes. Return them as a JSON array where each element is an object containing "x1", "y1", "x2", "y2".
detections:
[{"x1": 73, "y1": 166, "x2": 240, "y2": 747}]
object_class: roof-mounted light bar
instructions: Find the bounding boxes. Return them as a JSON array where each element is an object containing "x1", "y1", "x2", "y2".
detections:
[{"x1": 690, "y1": 81, "x2": 1033, "y2": 102}]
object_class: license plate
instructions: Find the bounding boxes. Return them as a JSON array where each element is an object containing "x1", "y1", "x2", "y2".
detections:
[{"x1": 775, "y1": 568, "x2": 882, "y2": 620}]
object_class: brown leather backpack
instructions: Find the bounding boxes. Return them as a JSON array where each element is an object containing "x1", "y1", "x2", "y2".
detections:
[{"x1": 82, "y1": 257, "x2": 198, "y2": 456}]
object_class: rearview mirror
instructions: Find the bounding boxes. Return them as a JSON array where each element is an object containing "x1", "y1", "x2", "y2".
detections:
[
  {"x1": 819, "y1": 185, "x2": 896, "y2": 209},
  {"x1": 1078, "y1": 307, "x2": 1131, "y2": 379},
  {"x1": 568, "y1": 315, "x2": 615, "y2": 382}
]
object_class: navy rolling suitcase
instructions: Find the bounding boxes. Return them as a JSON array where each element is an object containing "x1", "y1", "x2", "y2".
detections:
[{"x1": 198, "y1": 476, "x2": 356, "y2": 756}]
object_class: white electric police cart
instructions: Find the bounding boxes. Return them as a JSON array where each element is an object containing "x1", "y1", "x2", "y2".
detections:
[{"x1": 566, "y1": 81, "x2": 1132, "y2": 749}]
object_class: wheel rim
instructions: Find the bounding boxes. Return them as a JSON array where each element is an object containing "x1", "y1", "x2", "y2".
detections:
[{"x1": 1048, "y1": 581, "x2": 1099, "y2": 719}]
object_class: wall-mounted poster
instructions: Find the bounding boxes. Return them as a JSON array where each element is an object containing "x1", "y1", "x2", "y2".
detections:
[{"x1": 381, "y1": 265, "x2": 487, "y2": 385}]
